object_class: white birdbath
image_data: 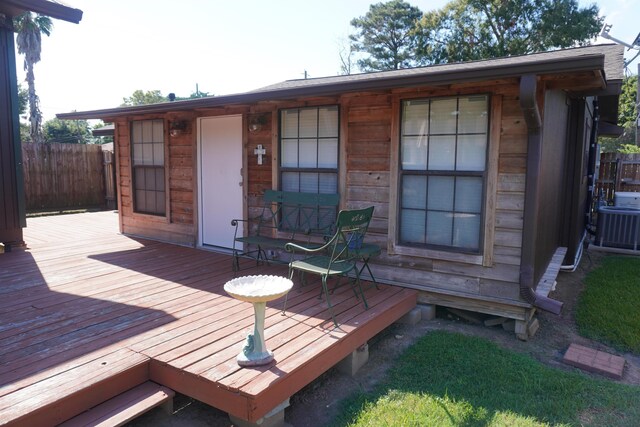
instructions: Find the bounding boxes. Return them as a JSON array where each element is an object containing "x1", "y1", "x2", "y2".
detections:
[{"x1": 224, "y1": 275, "x2": 293, "y2": 367}]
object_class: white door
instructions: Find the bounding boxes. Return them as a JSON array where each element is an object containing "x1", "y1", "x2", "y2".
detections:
[{"x1": 198, "y1": 115, "x2": 243, "y2": 249}]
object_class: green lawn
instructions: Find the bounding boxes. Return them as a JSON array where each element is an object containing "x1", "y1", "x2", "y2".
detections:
[
  {"x1": 576, "y1": 255, "x2": 640, "y2": 353},
  {"x1": 334, "y1": 331, "x2": 640, "y2": 427}
]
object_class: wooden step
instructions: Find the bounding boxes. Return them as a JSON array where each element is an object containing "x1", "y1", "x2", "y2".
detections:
[
  {"x1": 59, "y1": 382, "x2": 174, "y2": 427},
  {"x1": 0, "y1": 348, "x2": 149, "y2": 426}
]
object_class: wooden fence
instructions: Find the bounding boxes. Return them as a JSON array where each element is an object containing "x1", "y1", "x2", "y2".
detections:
[
  {"x1": 21, "y1": 143, "x2": 108, "y2": 211},
  {"x1": 597, "y1": 152, "x2": 640, "y2": 203}
]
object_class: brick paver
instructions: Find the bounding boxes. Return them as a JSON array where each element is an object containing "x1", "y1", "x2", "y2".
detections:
[{"x1": 563, "y1": 343, "x2": 625, "y2": 379}]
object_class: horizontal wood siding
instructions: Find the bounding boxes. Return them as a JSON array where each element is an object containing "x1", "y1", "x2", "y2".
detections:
[
  {"x1": 167, "y1": 113, "x2": 196, "y2": 227},
  {"x1": 246, "y1": 112, "x2": 274, "y2": 217},
  {"x1": 115, "y1": 117, "x2": 195, "y2": 246},
  {"x1": 114, "y1": 81, "x2": 530, "y2": 316},
  {"x1": 345, "y1": 94, "x2": 391, "y2": 242},
  {"x1": 341, "y1": 86, "x2": 525, "y2": 310}
]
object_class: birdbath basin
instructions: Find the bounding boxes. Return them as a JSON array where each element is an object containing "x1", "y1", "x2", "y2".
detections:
[{"x1": 224, "y1": 275, "x2": 293, "y2": 366}]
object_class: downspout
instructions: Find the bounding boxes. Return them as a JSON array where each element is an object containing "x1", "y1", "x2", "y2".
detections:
[{"x1": 518, "y1": 74, "x2": 564, "y2": 315}]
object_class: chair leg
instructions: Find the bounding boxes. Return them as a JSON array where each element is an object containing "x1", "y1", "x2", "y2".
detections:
[
  {"x1": 322, "y1": 275, "x2": 338, "y2": 327},
  {"x1": 361, "y1": 258, "x2": 380, "y2": 290},
  {"x1": 256, "y1": 246, "x2": 268, "y2": 266},
  {"x1": 354, "y1": 270, "x2": 368, "y2": 310}
]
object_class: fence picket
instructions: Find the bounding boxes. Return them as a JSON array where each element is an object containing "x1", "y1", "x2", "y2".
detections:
[
  {"x1": 596, "y1": 152, "x2": 640, "y2": 203},
  {"x1": 21, "y1": 143, "x2": 107, "y2": 211}
]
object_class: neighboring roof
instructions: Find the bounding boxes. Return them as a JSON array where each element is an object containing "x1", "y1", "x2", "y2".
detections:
[
  {"x1": 92, "y1": 123, "x2": 114, "y2": 137},
  {"x1": 0, "y1": 0, "x2": 82, "y2": 23},
  {"x1": 57, "y1": 44, "x2": 624, "y2": 121}
]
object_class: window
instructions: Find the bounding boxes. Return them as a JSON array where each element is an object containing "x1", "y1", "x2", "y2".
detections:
[
  {"x1": 399, "y1": 96, "x2": 489, "y2": 253},
  {"x1": 131, "y1": 119, "x2": 166, "y2": 216},
  {"x1": 279, "y1": 106, "x2": 339, "y2": 229}
]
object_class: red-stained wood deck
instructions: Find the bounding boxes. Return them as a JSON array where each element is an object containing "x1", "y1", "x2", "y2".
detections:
[{"x1": 0, "y1": 211, "x2": 416, "y2": 425}]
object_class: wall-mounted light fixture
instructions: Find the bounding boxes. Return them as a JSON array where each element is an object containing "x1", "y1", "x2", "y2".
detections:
[
  {"x1": 248, "y1": 114, "x2": 268, "y2": 133},
  {"x1": 169, "y1": 120, "x2": 187, "y2": 136}
]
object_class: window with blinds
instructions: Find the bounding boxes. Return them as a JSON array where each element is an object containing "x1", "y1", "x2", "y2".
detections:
[
  {"x1": 131, "y1": 119, "x2": 166, "y2": 216},
  {"x1": 399, "y1": 95, "x2": 489, "y2": 253},
  {"x1": 279, "y1": 106, "x2": 339, "y2": 230}
]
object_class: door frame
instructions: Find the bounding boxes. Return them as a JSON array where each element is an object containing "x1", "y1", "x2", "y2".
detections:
[{"x1": 196, "y1": 114, "x2": 247, "y2": 250}]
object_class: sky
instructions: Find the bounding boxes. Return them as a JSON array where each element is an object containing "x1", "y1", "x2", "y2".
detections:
[{"x1": 13, "y1": 0, "x2": 640, "y2": 122}]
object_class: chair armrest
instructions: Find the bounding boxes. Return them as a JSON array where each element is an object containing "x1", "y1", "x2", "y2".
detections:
[
  {"x1": 285, "y1": 240, "x2": 330, "y2": 254},
  {"x1": 230, "y1": 218, "x2": 248, "y2": 226},
  {"x1": 230, "y1": 218, "x2": 250, "y2": 241}
]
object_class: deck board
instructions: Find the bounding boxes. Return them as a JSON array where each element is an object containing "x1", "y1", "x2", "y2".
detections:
[{"x1": 0, "y1": 211, "x2": 416, "y2": 425}]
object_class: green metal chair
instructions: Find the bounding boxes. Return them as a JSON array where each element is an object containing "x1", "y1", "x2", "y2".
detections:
[{"x1": 283, "y1": 206, "x2": 375, "y2": 327}]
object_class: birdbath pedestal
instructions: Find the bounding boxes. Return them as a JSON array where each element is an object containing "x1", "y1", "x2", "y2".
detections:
[{"x1": 224, "y1": 275, "x2": 293, "y2": 367}]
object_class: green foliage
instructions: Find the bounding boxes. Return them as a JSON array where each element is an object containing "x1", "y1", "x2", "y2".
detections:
[
  {"x1": 17, "y1": 84, "x2": 28, "y2": 116},
  {"x1": 618, "y1": 75, "x2": 638, "y2": 128},
  {"x1": 416, "y1": 0, "x2": 602, "y2": 64},
  {"x1": 599, "y1": 126, "x2": 636, "y2": 153},
  {"x1": 20, "y1": 123, "x2": 31, "y2": 143},
  {"x1": 14, "y1": 12, "x2": 53, "y2": 144},
  {"x1": 43, "y1": 118, "x2": 93, "y2": 144},
  {"x1": 121, "y1": 89, "x2": 167, "y2": 106},
  {"x1": 577, "y1": 256, "x2": 640, "y2": 353},
  {"x1": 336, "y1": 331, "x2": 640, "y2": 426},
  {"x1": 122, "y1": 88, "x2": 211, "y2": 105},
  {"x1": 599, "y1": 75, "x2": 638, "y2": 153},
  {"x1": 349, "y1": 0, "x2": 423, "y2": 71},
  {"x1": 619, "y1": 143, "x2": 640, "y2": 154},
  {"x1": 174, "y1": 89, "x2": 212, "y2": 101}
]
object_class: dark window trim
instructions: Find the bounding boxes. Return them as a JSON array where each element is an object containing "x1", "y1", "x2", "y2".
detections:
[
  {"x1": 277, "y1": 105, "x2": 340, "y2": 232},
  {"x1": 278, "y1": 105, "x2": 340, "y2": 193},
  {"x1": 130, "y1": 119, "x2": 166, "y2": 217},
  {"x1": 398, "y1": 94, "x2": 491, "y2": 255}
]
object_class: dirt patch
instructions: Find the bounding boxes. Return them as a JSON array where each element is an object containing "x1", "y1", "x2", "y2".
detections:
[{"x1": 128, "y1": 249, "x2": 639, "y2": 426}]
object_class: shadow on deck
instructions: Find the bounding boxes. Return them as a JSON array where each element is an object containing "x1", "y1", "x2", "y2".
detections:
[{"x1": 0, "y1": 211, "x2": 416, "y2": 425}]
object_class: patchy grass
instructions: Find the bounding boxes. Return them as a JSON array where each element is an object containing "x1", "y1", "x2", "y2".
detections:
[
  {"x1": 576, "y1": 255, "x2": 640, "y2": 354},
  {"x1": 334, "y1": 331, "x2": 640, "y2": 427}
]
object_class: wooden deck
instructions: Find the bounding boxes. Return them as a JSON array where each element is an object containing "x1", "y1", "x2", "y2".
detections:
[{"x1": 0, "y1": 212, "x2": 416, "y2": 426}]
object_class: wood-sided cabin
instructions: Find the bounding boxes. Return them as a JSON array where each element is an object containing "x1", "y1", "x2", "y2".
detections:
[
  {"x1": 0, "y1": 0, "x2": 82, "y2": 247},
  {"x1": 58, "y1": 44, "x2": 623, "y2": 337}
]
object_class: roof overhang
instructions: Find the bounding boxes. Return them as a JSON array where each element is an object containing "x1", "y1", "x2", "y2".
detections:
[
  {"x1": 92, "y1": 124, "x2": 114, "y2": 137},
  {"x1": 599, "y1": 121, "x2": 624, "y2": 137},
  {"x1": 0, "y1": 0, "x2": 82, "y2": 23},
  {"x1": 57, "y1": 53, "x2": 610, "y2": 121}
]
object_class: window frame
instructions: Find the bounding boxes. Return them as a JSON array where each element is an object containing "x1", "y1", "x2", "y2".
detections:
[
  {"x1": 130, "y1": 118, "x2": 168, "y2": 218},
  {"x1": 278, "y1": 105, "x2": 340, "y2": 194},
  {"x1": 276, "y1": 105, "x2": 341, "y2": 234},
  {"x1": 388, "y1": 93, "x2": 501, "y2": 267}
]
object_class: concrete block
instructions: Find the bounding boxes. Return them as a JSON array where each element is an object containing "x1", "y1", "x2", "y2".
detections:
[
  {"x1": 418, "y1": 303, "x2": 436, "y2": 321},
  {"x1": 337, "y1": 343, "x2": 369, "y2": 377},
  {"x1": 229, "y1": 398, "x2": 290, "y2": 427},
  {"x1": 396, "y1": 307, "x2": 421, "y2": 326}
]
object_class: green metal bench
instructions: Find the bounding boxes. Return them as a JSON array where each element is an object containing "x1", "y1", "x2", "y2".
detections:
[
  {"x1": 283, "y1": 206, "x2": 375, "y2": 327},
  {"x1": 231, "y1": 190, "x2": 340, "y2": 271}
]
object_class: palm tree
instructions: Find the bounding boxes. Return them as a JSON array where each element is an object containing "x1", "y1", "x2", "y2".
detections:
[{"x1": 14, "y1": 13, "x2": 52, "y2": 144}]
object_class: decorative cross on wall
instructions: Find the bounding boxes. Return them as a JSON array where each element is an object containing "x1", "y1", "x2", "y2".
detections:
[{"x1": 254, "y1": 144, "x2": 267, "y2": 165}]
